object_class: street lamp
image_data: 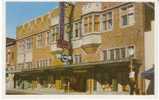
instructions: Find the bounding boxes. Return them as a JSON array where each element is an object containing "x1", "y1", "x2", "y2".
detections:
[
  {"x1": 128, "y1": 46, "x2": 134, "y2": 57},
  {"x1": 128, "y1": 46, "x2": 137, "y2": 94}
]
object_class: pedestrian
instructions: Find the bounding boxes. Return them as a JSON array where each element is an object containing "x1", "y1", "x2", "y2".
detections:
[{"x1": 129, "y1": 70, "x2": 136, "y2": 95}]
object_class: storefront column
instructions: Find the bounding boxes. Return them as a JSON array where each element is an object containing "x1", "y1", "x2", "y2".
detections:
[
  {"x1": 13, "y1": 75, "x2": 17, "y2": 88},
  {"x1": 87, "y1": 70, "x2": 94, "y2": 94},
  {"x1": 112, "y1": 79, "x2": 118, "y2": 91},
  {"x1": 55, "y1": 72, "x2": 62, "y2": 91},
  {"x1": 111, "y1": 69, "x2": 118, "y2": 92},
  {"x1": 135, "y1": 67, "x2": 140, "y2": 94}
]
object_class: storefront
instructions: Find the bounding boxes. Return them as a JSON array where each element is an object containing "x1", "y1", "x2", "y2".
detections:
[{"x1": 13, "y1": 59, "x2": 141, "y2": 94}]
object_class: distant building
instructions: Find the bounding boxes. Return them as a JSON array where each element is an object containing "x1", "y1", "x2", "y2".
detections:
[
  {"x1": 9, "y1": 2, "x2": 154, "y2": 94},
  {"x1": 143, "y1": 20, "x2": 154, "y2": 94},
  {"x1": 6, "y1": 37, "x2": 16, "y2": 89}
]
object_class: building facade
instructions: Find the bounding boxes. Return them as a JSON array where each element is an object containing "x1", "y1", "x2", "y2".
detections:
[{"x1": 12, "y1": 2, "x2": 154, "y2": 94}]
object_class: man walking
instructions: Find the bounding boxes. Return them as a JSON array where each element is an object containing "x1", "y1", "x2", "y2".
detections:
[{"x1": 129, "y1": 69, "x2": 136, "y2": 95}]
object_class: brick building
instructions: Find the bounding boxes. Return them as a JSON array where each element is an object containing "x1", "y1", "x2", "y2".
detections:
[{"x1": 11, "y1": 2, "x2": 154, "y2": 94}]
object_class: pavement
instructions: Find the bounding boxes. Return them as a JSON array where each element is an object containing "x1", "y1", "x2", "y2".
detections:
[{"x1": 6, "y1": 88, "x2": 129, "y2": 95}]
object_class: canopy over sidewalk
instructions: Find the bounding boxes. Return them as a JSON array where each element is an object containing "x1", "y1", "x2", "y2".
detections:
[{"x1": 141, "y1": 67, "x2": 154, "y2": 80}]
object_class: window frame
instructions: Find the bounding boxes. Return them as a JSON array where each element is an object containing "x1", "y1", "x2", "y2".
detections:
[
  {"x1": 102, "y1": 11, "x2": 113, "y2": 32},
  {"x1": 102, "y1": 45, "x2": 136, "y2": 61},
  {"x1": 36, "y1": 33, "x2": 43, "y2": 48},
  {"x1": 119, "y1": 4, "x2": 135, "y2": 28},
  {"x1": 73, "y1": 55, "x2": 81, "y2": 64}
]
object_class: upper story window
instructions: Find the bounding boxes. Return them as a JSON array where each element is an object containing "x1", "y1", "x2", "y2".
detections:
[
  {"x1": 110, "y1": 49, "x2": 115, "y2": 60},
  {"x1": 17, "y1": 40, "x2": 25, "y2": 53},
  {"x1": 88, "y1": 16, "x2": 92, "y2": 33},
  {"x1": 121, "y1": 48, "x2": 126, "y2": 58},
  {"x1": 102, "y1": 12, "x2": 113, "y2": 31},
  {"x1": 46, "y1": 31, "x2": 50, "y2": 45},
  {"x1": 36, "y1": 58, "x2": 51, "y2": 69},
  {"x1": 51, "y1": 25, "x2": 59, "y2": 42},
  {"x1": 36, "y1": 33, "x2": 43, "y2": 48},
  {"x1": 26, "y1": 38, "x2": 32, "y2": 49},
  {"x1": 103, "y1": 45, "x2": 135, "y2": 61},
  {"x1": 84, "y1": 17, "x2": 88, "y2": 33},
  {"x1": 94, "y1": 15, "x2": 100, "y2": 32},
  {"x1": 83, "y1": 14, "x2": 101, "y2": 34},
  {"x1": 120, "y1": 4, "x2": 135, "y2": 27},
  {"x1": 74, "y1": 22, "x2": 81, "y2": 38}
]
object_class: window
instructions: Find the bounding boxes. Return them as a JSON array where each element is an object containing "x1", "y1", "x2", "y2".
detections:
[
  {"x1": 103, "y1": 46, "x2": 134, "y2": 61},
  {"x1": 40, "y1": 60, "x2": 43, "y2": 68},
  {"x1": 115, "y1": 48, "x2": 120, "y2": 59},
  {"x1": 25, "y1": 62, "x2": 32, "y2": 70},
  {"x1": 84, "y1": 17, "x2": 88, "y2": 33},
  {"x1": 88, "y1": 16, "x2": 92, "y2": 32},
  {"x1": 18, "y1": 41, "x2": 23, "y2": 53},
  {"x1": 120, "y1": 4, "x2": 135, "y2": 26},
  {"x1": 26, "y1": 38, "x2": 32, "y2": 49},
  {"x1": 73, "y1": 55, "x2": 81, "y2": 64},
  {"x1": 94, "y1": 15, "x2": 100, "y2": 32},
  {"x1": 46, "y1": 31, "x2": 50, "y2": 45},
  {"x1": 52, "y1": 25, "x2": 59, "y2": 42},
  {"x1": 103, "y1": 50, "x2": 108, "y2": 61},
  {"x1": 121, "y1": 48, "x2": 126, "y2": 58},
  {"x1": 36, "y1": 58, "x2": 51, "y2": 69},
  {"x1": 11, "y1": 52, "x2": 14, "y2": 60},
  {"x1": 122, "y1": 15, "x2": 128, "y2": 25},
  {"x1": 37, "y1": 61, "x2": 40, "y2": 68},
  {"x1": 36, "y1": 33, "x2": 43, "y2": 48},
  {"x1": 74, "y1": 22, "x2": 80, "y2": 38},
  {"x1": 103, "y1": 12, "x2": 112, "y2": 31},
  {"x1": 110, "y1": 49, "x2": 114, "y2": 60},
  {"x1": 75, "y1": 23, "x2": 79, "y2": 37},
  {"x1": 7, "y1": 51, "x2": 10, "y2": 64}
]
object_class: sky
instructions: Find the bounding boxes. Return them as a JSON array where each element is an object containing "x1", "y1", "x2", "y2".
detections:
[{"x1": 6, "y1": 2, "x2": 59, "y2": 39}]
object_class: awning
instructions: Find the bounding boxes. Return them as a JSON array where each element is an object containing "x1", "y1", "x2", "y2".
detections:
[
  {"x1": 141, "y1": 67, "x2": 154, "y2": 80},
  {"x1": 13, "y1": 58, "x2": 142, "y2": 74}
]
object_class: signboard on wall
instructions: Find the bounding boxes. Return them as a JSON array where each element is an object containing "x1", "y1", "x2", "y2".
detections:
[{"x1": 57, "y1": 2, "x2": 69, "y2": 49}]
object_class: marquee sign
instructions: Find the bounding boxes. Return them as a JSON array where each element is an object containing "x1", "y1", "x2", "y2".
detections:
[{"x1": 57, "y1": 2, "x2": 69, "y2": 49}]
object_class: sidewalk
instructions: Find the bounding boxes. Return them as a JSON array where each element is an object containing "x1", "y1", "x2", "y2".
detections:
[
  {"x1": 6, "y1": 88, "x2": 129, "y2": 95},
  {"x1": 7, "y1": 88, "x2": 65, "y2": 95}
]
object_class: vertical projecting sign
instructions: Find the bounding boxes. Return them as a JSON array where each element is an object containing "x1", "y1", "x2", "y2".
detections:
[{"x1": 58, "y1": 2, "x2": 69, "y2": 49}]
